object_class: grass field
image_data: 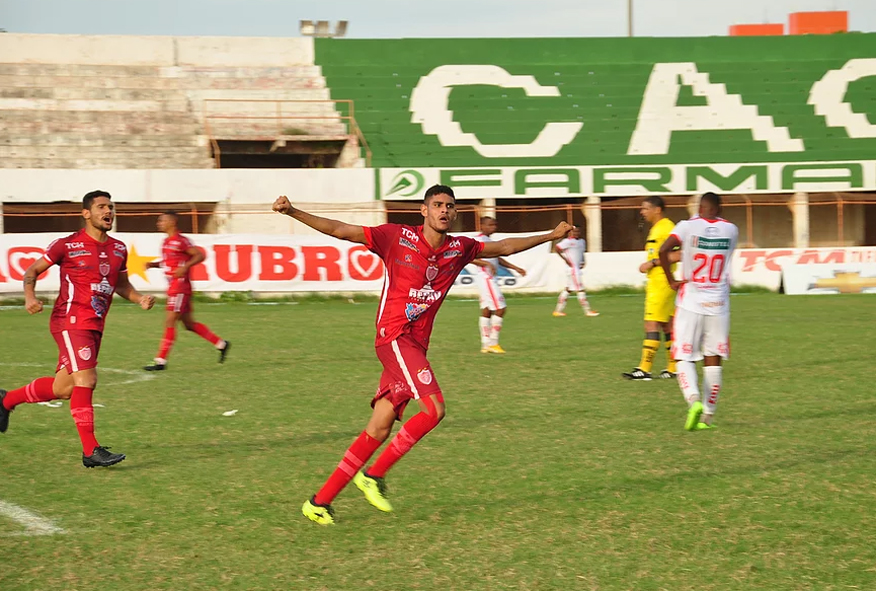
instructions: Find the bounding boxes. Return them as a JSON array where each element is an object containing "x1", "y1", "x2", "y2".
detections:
[{"x1": 1, "y1": 293, "x2": 874, "y2": 591}]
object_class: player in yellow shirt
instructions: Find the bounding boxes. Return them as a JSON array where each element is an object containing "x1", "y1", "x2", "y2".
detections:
[{"x1": 623, "y1": 196, "x2": 678, "y2": 381}]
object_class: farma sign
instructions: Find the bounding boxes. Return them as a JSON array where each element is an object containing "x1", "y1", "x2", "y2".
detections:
[{"x1": 380, "y1": 161, "x2": 875, "y2": 199}]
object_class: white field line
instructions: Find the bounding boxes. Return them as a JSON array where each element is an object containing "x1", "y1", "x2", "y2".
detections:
[
  {"x1": 0, "y1": 500, "x2": 65, "y2": 537},
  {"x1": 0, "y1": 362, "x2": 156, "y2": 388}
]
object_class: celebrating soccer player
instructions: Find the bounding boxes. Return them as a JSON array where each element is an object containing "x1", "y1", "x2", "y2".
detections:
[
  {"x1": 0, "y1": 191, "x2": 155, "y2": 467},
  {"x1": 273, "y1": 185, "x2": 571, "y2": 525},
  {"x1": 659, "y1": 192, "x2": 738, "y2": 431},
  {"x1": 143, "y1": 211, "x2": 230, "y2": 371},
  {"x1": 471, "y1": 216, "x2": 527, "y2": 354},
  {"x1": 552, "y1": 224, "x2": 598, "y2": 318},
  {"x1": 623, "y1": 197, "x2": 676, "y2": 380}
]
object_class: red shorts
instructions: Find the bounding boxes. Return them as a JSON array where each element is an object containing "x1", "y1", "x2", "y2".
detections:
[
  {"x1": 52, "y1": 329, "x2": 102, "y2": 373},
  {"x1": 372, "y1": 334, "x2": 443, "y2": 420},
  {"x1": 166, "y1": 293, "x2": 192, "y2": 314}
]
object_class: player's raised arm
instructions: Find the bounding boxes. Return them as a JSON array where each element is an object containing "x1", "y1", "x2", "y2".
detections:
[
  {"x1": 658, "y1": 234, "x2": 684, "y2": 291},
  {"x1": 115, "y1": 272, "x2": 155, "y2": 310},
  {"x1": 481, "y1": 222, "x2": 572, "y2": 258},
  {"x1": 22, "y1": 258, "x2": 52, "y2": 314},
  {"x1": 272, "y1": 196, "x2": 367, "y2": 245}
]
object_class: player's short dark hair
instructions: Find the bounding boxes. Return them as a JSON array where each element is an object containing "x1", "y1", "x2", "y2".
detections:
[
  {"x1": 423, "y1": 184, "x2": 456, "y2": 203},
  {"x1": 480, "y1": 216, "x2": 496, "y2": 224},
  {"x1": 643, "y1": 196, "x2": 665, "y2": 211},
  {"x1": 82, "y1": 190, "x2": 111, "y2": 210},
  {"x1": 701, "y1": 192, "x2": 722, "y2": 209}
]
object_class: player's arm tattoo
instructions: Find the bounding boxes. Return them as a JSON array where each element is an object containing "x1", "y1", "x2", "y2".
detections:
[{"x1": 23, "y1": 276, "x2": 36, "y2": 286}]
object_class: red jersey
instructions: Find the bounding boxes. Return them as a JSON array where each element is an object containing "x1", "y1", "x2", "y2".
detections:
[
  {"x1": 42, "y1": 229, "x2": 129, "y2": 334},
  {"x1": 161, "y1": 232, "x2": 195, "y2": 295},
  {"x1": 363, "y1": 224, "x2": 484, "y2": 349}
]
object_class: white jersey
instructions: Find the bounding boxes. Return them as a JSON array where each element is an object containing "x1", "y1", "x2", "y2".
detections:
[
  {"x1": 556, "y1": 237, "x2": 586, "y2": 267},
  {"x1": 475, "y1": 233, "x2": 498, "y2": 275},
  {"x1": 672, "y1": 215, "x2": 738, "y2": 316}
]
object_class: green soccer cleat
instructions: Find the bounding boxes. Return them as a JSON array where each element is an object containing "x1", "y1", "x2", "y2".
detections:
[
  {"x1": 354, "y1": 471, "x2": 393, "y2": 513},
  {"x1": 685, "y1": 401, "x2": 704, "y2": 431},
  {"x1": 302, "y1": 496, "x2": 335, "y2": 525},
  {"x1": 695, "y1": 422, "x2": 716, "y2": 430}
]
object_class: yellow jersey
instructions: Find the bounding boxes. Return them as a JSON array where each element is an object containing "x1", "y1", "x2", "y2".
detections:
[{"x1": 645, "y1": 217, "x2": 676, "y2": 288}]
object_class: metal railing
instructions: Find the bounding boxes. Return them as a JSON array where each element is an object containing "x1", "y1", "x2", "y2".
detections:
[{"x1": 202, "y1": 99, "x2": 371, "y2": 168}]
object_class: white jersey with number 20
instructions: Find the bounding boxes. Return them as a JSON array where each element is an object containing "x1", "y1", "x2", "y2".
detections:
[{"x1": 671, "y1": 216, "x2": 738, "y2": 316}]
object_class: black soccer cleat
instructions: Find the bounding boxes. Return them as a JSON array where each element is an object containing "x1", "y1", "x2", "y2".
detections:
[
  {"x1": 622, "y1": 368, "x2": 652, "y2": 381},
  {"x1": 658, "y1": 370, "x2": 677, "y2": 379},
  {"x1": 143, "y1": 362, "x2": 166, "y2": 371},
  {"x1": 0, "y1": 389, "x2": 10, "y2": 434},
  {"x1": 218, "y1": 341, "x2": 231, "y2": 364},
  {"x1": 82, "y1": 446, "x2": 126, "y2": 468}
]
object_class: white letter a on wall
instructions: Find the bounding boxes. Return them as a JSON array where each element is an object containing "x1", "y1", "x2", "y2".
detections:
[{"x1": 628, "y1": 62, "x2": 804, "y2": 155}]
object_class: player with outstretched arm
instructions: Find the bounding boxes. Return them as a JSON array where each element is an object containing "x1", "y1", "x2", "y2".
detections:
[{"x1": 273, "y1": 184, "x2": 572, "y2": 525}]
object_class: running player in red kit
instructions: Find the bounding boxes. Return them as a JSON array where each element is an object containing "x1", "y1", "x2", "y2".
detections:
[
  {"x1": 143, "y1": 211, "x2": 229, "y2": 371},
  {"x1": 273, "y1": 184, "x2": 572, "y2": 525},
  {"x1": 0, "y1": 191, "x2": 155, "y2": 467}
]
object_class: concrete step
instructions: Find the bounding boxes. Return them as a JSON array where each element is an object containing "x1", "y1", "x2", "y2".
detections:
[
  {"x1": 0, "y1": 97, "x2": 190, "y2": 112},
  {"x1": 0, "y1": 134, "x2": 205, "y2": 148},
  {"x1": 0, "y1": 120, "x2": 202, "y2": 135},
  {"x1": 2, "y1": 155, "x2": 215, "y2": 169},
  {"x1": 0, "y1": 63, "x2": 163, "y2": 77},
  {"x1": 0, "y1": 145, "x2": 211, "y2": 158},
  {"x1": 0, "y1": 74, "x2": 325, "y2": 91},
  {"x1": 0, "y1": 109, "x2": 199, "y2": 123},
  {"x1": 0, "y1": 86, "x2": 186, "y2": 101}
]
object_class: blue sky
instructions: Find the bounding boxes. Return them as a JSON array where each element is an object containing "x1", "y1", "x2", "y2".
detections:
[{"x1": 0, "y1": 0, "x2": 873, "y2": 38}]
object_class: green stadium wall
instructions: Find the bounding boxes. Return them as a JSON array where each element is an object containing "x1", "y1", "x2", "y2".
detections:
[{"x1": 315, "y1": 35, "x2": 876, "y2": 175}]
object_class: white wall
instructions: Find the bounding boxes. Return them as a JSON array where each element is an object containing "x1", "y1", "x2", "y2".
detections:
[
  {"x1": 0, "y1": 34, "x2": 314, "y2": 66},
  {"x1": 0, "y1": 168, "x2": 378, "y2": 234}
]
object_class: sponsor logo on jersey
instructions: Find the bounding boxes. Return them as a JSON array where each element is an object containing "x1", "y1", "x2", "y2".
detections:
[
  {"x1": 692, "y1": 237, "x2": 731, "y2": 250},
  {"x1": 704, "y1": 226, "x2": 720, "y2": 237},
  {"x1": 68, "y1": 249, "x2": 90, "y2": 258},
  {"x1": 404, "y1": 254, "x2": 412, "y2": 262},
  {"x1": 91, "y1": 295, "x2": 108, "y2": 318},
  {"x1": 417, "y1": 367, "x2": 433, "y2": 385},
  {"x1": 66, "y1": 242, "x2": 85, "y2": 249},
  {"x1": 443, "y1": 249, "x2": 462, "y2": 259},
  {"x1": 447, "y1": 238, "x2": 461, "y2": 249},
  {"x1": 99, "y1": 251, "x2": 108, "y2": 258},
  {"x1": 78, "y1": 346, "x2": 92, "y2": 361},
  {"x1": 681, "y1": 343, "x2": 693, "y2": 354},
  {"x1": 408, "y1": 287, "x2": 442, "y2": 302},
  {"x1": 401, "y1": 228, "x2": 420, "y2": 243},
  {"x1": 90, "y1": 277, "x2": 114, "y2": 296},
  {"x1": 394, "y1": 257, "x2": 421, "y2": 271},
  {"x1": 99, "y1": 262, "x2": 111, "y2": 276},
  {"x1": 113, "y1": 251, "x2": 125, "y2": 259},
  {"x1": 113, "y1": 243, "x2": 126, "y2": 251},
  {"x1": 399, "y1": 237, "x2": 419, "y2": 251},
  {"x1": 405, "y1": 302, "x2": 430, "y2": 321}
]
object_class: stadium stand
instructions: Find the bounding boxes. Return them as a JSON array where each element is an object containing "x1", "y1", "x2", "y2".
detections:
[{"x1": 0, "y1": 36, "x2": 351, "y2": 169}]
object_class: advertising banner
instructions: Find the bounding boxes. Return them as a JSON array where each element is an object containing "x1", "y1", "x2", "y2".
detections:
[
  {"x1": 2, "y1": 234, "x2": 875, "y2": 295},
  {"x1": 782, "y1": 262, "x2": 876, "y2": 294}
]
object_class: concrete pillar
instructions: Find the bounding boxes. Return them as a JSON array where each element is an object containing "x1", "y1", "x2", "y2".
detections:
[
  {"x1": 0, "y1": 203, "x2": 4, "y2": 234},
  {"x1": 480, "y1": 197, "x2": 496, "y2": 220},
  {"x1": 789, "y1": 192, "x2": 809, "y2": 248},
  {"x1": 687, "y1": 194, "x2": 700, "y2": 217},
  {"x1": 583, "y1": 195, "x2": 602, "y2": 253}
]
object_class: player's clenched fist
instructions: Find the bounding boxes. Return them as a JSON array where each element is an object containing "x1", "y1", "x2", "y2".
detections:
[
  {"x1": 139, "y1": 295, "x2": 156, "y2": 310},
  {"x1": 272, "y1": 195, "x2": 294, "y2": 215},
  {"x1": 551, "y1": 221, "x2": 573, "y2": 240},
  {"x1": 25, "y1": 296, "x2": 43, "y2": 315}
]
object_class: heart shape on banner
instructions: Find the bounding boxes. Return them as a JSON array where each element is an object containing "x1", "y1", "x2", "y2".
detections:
[{"x1": 348, "y1": 246, "x2": 383, "y2": 281}]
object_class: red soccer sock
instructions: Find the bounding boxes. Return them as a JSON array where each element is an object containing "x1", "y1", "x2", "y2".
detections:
[
  {"x1": 192, "y1": 323, "x2": 222, "y2": 347},
  {"x1": 156, "y1": 327, "x2": 176, "y2": 361},
  {"x1": 367, "y1": 411, "x2": 440, "y2": 478},
  {"x1": 70, "y1": 386, "x2": 99, "y2": 455},
  {"x1": 2, "y1": 377, "x2": 57, "y2": 410},
  {"x1": 314, "y1": 431, "x2": 382, "y2": 506}
]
